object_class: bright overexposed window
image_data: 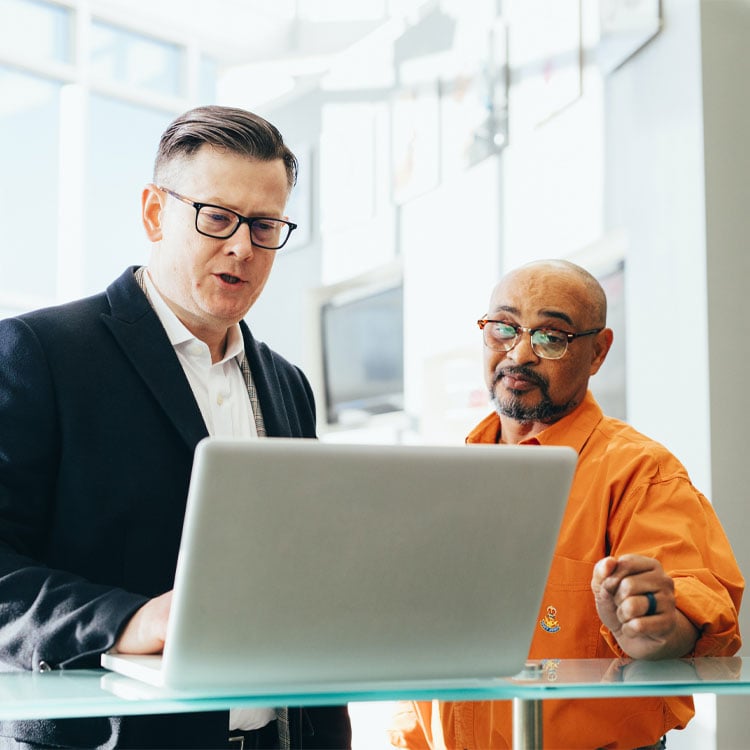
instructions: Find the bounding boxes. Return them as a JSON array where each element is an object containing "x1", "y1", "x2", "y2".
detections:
[
  {"x1": 90, "y1": 19, "x2": 182, "y2": 96},
  {"x1": 0, "y1": 3, "x2": 210, "y2": 312},
  {"x1": 83, "y1": 95, "x2": 172, "y2": 293},
  {"x1": 199, "y1": 55, "x2": 218, "y2": 102},
  {"x1": 0, "y1": 67, "x2": 61, "y2": 311},
  {"x1": 0, "y1": 0, "x2": 71, "y2": 64}
]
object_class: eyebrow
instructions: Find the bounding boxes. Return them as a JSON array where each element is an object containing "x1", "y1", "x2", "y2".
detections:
[
  {"x1": 491, "y1": 304, "x2": 575, "y2": 328},
  {"x1": 203, "y1": 199, "x2": 283, "y2": 220}
]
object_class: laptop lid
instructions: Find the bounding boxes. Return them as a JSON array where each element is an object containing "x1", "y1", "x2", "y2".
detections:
[{"x1": 102, "y1": 437, "x2": 576, "y2": 691}]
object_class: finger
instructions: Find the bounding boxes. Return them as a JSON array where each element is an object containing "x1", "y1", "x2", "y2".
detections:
[
  {"x1": 610, "y1": 553, "x2": 661, "y2": 578},
  {"x1": 643, "y1": 591, "x2": 658, "y2": 617},
  {"x1": 618, "y1": 591, "x2": 664, "y2": 627},
  {"x1": 593, "y1": 556, "x2": 619, "y2": 582}
]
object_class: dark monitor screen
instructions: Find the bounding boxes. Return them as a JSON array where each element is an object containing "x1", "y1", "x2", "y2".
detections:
[{"x1": 321, "y1": 284, "x2": 404, "y2": 425}]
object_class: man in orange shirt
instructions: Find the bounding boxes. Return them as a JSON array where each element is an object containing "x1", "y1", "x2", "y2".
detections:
[{"x1": 389, "y1": 259, "x2": 743, "y2": 749}]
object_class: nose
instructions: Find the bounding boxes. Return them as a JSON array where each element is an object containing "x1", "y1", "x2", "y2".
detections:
[
  {"x1": 506, "y1": 329, "x2": 539, "y2": 365},
  {"x1": 225, "y1": 220, "x2": 255, "y2": 260}
]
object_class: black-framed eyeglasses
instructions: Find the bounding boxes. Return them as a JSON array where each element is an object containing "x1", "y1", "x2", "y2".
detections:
[
  {"x1": 477, "y1": 318, "x2": 603, "y2": 360},
  {"x1": 159, "y1": 187, "x2": 297, "y2": 250}
]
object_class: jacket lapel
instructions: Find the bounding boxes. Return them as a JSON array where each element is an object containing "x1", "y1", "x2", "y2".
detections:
[
  {"x1": 240, "y1": 323, "x2": 293, "y2": 437},
  {"x1": 100, "y1": 267, "x2": 208, "y2": 451}
]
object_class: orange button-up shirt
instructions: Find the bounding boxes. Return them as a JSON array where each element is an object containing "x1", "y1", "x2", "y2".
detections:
[{"x1": 389, "y1": 391, "x2": 743, "y2": 749}]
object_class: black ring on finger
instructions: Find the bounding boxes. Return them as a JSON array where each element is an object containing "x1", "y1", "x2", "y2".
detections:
[{"x1": 644, "y1": 591, "x2": 657, "y2": 617}]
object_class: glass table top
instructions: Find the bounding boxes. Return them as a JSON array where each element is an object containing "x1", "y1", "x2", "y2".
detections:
[{"x1": 1, "y1": 657, "x2": 749, "y2": 721}]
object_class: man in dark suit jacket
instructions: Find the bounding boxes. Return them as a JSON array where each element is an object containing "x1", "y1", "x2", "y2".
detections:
[{"x1": 0, "y1": 106, "x2": 351, "y2": 749}]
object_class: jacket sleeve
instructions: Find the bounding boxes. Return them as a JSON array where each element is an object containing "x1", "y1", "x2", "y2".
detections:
[{"x1": 0, "y1": 317, "x2": 146, "y2": 671}]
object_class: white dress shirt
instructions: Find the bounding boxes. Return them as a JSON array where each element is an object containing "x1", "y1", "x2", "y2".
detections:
[{"x1": 144, "y1": 271, "x2": 274, "y2": 731}]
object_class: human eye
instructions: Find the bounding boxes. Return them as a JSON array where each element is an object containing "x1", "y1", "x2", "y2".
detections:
[
  {"x1": 250, "y1": 219, "x2": 284, "y2": 245},
  {"x1": 252, "y1": 218, "x2": 281, "y2": 236},
  {"x1": 198, "y1": 206, "x2": 235, "y2": 232},
  {"x1": 253, "y1": 219, "x2": 277, "y2": 232},
  {"x1": 491, "y1": 322, "x2": 518, "y2": 340},
  {"x1": 534, "y1": 328, "x2": 566, "y2": 346}
]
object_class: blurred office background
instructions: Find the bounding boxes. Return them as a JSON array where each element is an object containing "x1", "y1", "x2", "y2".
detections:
[{"x1": 1, "y1": 0, "x2": 749, "y2": 747}]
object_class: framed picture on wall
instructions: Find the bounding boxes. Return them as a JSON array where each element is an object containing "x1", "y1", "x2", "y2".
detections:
[
  {"x1": 391, "y1": 81, "x2": 440, "y2": 204},
  {"x1": 508, "y1": 0, "x2": 582, "y2": 133},
  {"x1": 597, "y1": 0, "x2": 662, "y2": 74}
]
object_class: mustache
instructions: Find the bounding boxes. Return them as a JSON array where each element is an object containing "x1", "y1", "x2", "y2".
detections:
[{"x1": 492, "y1": 365, "x2": 549, "y2": 390}]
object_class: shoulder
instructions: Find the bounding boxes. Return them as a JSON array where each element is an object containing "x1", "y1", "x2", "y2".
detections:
[
  {"x1": 589, "y1": 413, "x2": 691, "y2": 485},
  {"x1": 1, "y1": 267, "x2": 142, "y2": 340},
  {"x1": 0, "y1": 269, "x2": 152, "y2": 375},
  {"x1": 0, "y1": 294, "x2": 106, "y2": 360},
  {"x1": 241, "y1": 325, "x2": 309, "y2": 383},
  {"x1": 13, "y1": 293, "x2": 108, "y2": 329}
]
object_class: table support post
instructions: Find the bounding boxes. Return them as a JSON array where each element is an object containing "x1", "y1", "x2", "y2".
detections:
[{"x1": 512, "y1": 697, "x2": 542, "y2": 750}]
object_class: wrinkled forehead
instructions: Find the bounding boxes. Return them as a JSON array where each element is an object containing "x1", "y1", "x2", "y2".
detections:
[{"x1": 488, "y1": 268, "x2": 592, "y2": 325}]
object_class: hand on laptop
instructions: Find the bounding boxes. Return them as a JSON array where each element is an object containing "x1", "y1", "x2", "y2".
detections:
[
  {"x1": 591, "y1": 554, "x2": 699, "y2": 660},
  {"x1": 114, "y1": 590, "x2": 173, "y2": 654}
]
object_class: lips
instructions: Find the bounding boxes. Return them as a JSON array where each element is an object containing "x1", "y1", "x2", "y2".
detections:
[
  {"x1": 494, "y1": 367, "x2": 547, "y2": 392},
  {"x1": 217, "y1": 273, "x2": 243, "y2": 285},
  {"x1": 503, "y1": 374, "x2": 536, "y2": 390}
]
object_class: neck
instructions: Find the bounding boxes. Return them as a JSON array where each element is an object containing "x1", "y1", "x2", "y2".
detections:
[
  {"x1": 171, "y1": 311, "x2": 229, "y2": 364},
  {"x1": 205, "y1": 334, "x2": 229, "y2": 364},
  {"x1": 144, "y1": 269, "x2": 231, "y2": 364}
]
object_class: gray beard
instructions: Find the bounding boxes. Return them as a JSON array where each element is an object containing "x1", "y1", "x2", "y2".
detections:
[
  {"x1": 489, "y1": 366, "x2": 577, "y2": 424},
  {"x1": 490, "y1": 391, "x2": 573, "y2": 424}
]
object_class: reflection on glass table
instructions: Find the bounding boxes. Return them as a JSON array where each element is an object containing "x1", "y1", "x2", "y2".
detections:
[
  {"x1": 1, "y1": 657, "x2": 748, "y2": 724},
  {"x1": 513, "y1": 655, "x2": 744, "y2": 688}
]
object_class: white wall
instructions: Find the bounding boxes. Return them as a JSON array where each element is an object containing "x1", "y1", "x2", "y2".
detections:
[
  {"x1": 700, "y1": 2, "x2": 750, "y2": 746},
  {"x1": 603, "y1": 4, "x2": 713, "y2": 744},
  {"x1": 605, "y1": 0, "x2": 711, "y2": 491}
]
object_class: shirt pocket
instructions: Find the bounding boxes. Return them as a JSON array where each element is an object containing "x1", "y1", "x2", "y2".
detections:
[{"x1": 529, "y1": 554, "x2": 602, "y2": 659}]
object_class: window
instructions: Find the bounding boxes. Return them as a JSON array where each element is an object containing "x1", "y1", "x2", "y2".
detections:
[
  {"x1": 90, "y1": 20, "x2": 182, "y2": 96},
  {"x1": 0, "y1": 0, "x2": 72, "y2": 64},
  {"x1": 83, "y1": 95, "x2": 172, "y2": 292},
  {"x1": 0, "y1": 67, "x2": 61, "y2": 310}
]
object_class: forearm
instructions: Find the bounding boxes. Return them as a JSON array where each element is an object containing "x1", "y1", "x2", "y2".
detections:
[
  {"x1": 0, "y1": 551, "x2": 147, "y2": 670},
  {"x1": 613, "y1": 609, "x2": 700, "y2": 661}
]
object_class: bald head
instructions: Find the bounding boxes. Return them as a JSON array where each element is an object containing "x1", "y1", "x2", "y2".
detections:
[{"x1": 490, "y1": 259, "x2": 607, "y2": 330}]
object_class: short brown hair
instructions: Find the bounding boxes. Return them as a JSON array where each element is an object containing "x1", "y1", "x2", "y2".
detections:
[{"x1": 153, "y1": 105, "x2": 298, "y2": 189}]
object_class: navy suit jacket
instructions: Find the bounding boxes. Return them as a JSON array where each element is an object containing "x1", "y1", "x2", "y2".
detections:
[{"x1": 0, "y1": 267, "x2": 350, "y2": 748}]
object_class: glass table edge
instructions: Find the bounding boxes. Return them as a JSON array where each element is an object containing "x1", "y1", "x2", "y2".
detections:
[{"x1": 1, "y1": 657, "x2": 750, "y2": 721}]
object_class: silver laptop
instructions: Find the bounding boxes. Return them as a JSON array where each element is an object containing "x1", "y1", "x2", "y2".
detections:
[{"x1": 101, "y1": 437, "x2": 576, "y2": 692}]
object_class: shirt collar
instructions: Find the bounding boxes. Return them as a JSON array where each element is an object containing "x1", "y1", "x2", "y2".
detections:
[
  {"x1": 143, "y1": 269, "x2": 245, "y2": 364},
  {"x1": 466, "y1": 391, "x2": 603, "y2": 454},
  {"x1": 530, "y1": 390, "x2": 603, "y2": 453}
]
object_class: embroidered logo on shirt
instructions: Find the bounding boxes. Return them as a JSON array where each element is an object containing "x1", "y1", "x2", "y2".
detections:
[{"x1": 540, "y1": 605, "x2": 560, "y2": 633}]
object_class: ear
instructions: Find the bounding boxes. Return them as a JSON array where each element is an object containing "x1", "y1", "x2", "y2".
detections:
[
  {"x1": 589, "y1": 328, "x2": 614, "y2": 377},
  {"x1": 142, "y1": 184, "x2": 164, "y2": 242}
]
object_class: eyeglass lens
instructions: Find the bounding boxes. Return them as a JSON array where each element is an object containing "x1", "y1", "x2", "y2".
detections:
[
  {"x1": 483, "y1": 322, "x2": 568, "y2": 359},
  {"x1": 197, "y1": 206, "x2": 291, "y2": 248}
]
